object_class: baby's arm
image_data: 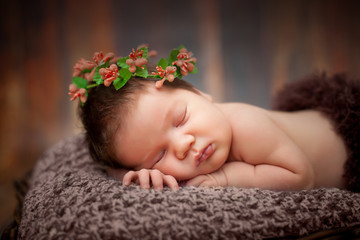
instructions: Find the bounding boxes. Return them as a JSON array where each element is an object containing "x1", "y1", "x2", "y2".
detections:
[{"x1": 187, "y1": 160, "x2": 313, "y2": 190}]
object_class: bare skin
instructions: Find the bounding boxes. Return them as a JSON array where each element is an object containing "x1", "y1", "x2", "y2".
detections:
[
  {"x1": 109, "y1": 86, "x2": 347, "y2": 191},
  {"x1": 187, "y1": 103, "x2": 347, "y2": 190}
]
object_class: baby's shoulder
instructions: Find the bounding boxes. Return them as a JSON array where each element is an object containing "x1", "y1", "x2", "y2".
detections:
[
  {"x1": 221, "y1": 103, "x2": 288, "y2": 163},
  {"x1": 218, "y1": 102, "x2": 271, "y2": 126},
  {"x1": 219, "y1": 102, "x2": 277, "y2": 144}
]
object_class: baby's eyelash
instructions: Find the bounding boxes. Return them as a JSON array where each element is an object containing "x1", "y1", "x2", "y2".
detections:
[
  {"x1": 152, "y1": 150, "x2": 166, "y2": 168},
  {"x1": 176, "y1": 106, "x2": 188, "y2": 127},
  {"x1": 158, "y1": 150, "x2": 166, "y2": 161}
]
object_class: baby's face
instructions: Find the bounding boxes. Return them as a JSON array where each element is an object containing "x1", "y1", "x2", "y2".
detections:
[{"x1": 113, "y1": 86, "x2": 232, "y2": 180}]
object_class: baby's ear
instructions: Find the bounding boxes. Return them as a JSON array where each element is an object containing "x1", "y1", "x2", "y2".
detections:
[{"x1": 198, "y1": 90, "x2": 214, "y2": 102}]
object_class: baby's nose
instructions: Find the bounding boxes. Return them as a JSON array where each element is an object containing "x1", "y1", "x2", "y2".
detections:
[
  {"x1": 176, "y1": 149, "x2": 189, "y2": 160},
  {"x1": 174, "y1": 134, "x2": 195, "y2": 160}
]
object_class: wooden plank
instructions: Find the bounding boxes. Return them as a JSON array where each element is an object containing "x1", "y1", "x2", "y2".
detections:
[{"x1": 196, "y1": 0, "x2": 225, "y2": 102}]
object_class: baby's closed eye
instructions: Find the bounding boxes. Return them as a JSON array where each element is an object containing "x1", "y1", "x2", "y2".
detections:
[
  {"x1": 176, "y1": 105, "x2": 188, "y2": 127},
  {"x1": 152, "y1": 150, "x2": 166, "y2": 168}
]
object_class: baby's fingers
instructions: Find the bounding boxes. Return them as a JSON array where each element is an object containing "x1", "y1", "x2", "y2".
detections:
[
  {"x1": 122, "y1": 169, "x2": 179, "y2": 191},
  {"x1": 137, "y1": 169, "x2": 151, "y2": 189},
  {"x1": 122, "y1": 170, "x2": 150, "y2": 189},
  {"x1": 150, "y1": 170, "x2": 164, "y2": 190},
  {"x1": 122, "y1": 170, "x2": 136, "y2": 186},
  {"x1": 163, "y1": 175, "x2": 179, "y2": 190},
  {"x1": 150, "y1": 170, "x2": 179, "y2": 190}
]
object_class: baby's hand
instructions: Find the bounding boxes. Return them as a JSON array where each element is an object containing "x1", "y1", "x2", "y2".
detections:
[{"x1": 122, "y1": 169, "x2": 179, "y2": 190}]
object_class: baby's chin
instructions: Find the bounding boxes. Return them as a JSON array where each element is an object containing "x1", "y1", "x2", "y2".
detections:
[
  {"x1": 171, "y1": 150, "x2": 229, "y2": 181},
  {"x1": 189, "y1": 157, "x2": 228, "y2": 180},
  {"x1": 208, "y1": 147, "x2": 229, "y2": 169}
]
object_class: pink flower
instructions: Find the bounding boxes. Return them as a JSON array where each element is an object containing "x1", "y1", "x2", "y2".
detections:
[
  {"x1": 93, "y1": 51, "x2": 115, "y2": 66},
  {"x1": 72, "y1": 51, "x2": 115, "y2": 81},
  {"x1": 73, "y1": 58, "x2": 96, "y2": 77},
  {"x1": 68, "y1": 83, "x2": 87, "y2": 103},
  {"x1": 137, "y1": 43, "x2": 158, "y2": 57},
  {"x1": 126, "y1": 48, "x2": 148, "y2": 73},
  {"x1": 129, "y1": 48, "x2": 144, "y2": 60},
  {"x1": 147, "y1": 50, "x2": 158, "y2": 58},
  {"x1": 99, "y1": 64, "x2": 119, "y2": 87},
  {"x1": 172, "y1": 48, "x2": 197, "y2": 76},
  {"x1": 152, "y1": 66, "x2": 176, "y2": 88}
]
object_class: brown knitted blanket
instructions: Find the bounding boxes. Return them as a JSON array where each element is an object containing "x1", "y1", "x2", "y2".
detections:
[{"x1": 18, "y1": 134, "x2": 360, "y2": 239}]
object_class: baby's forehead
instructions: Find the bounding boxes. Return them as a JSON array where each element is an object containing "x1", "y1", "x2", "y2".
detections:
[
  {"x1": 126, "y1": 85, "x2": 188, "y2": 120},
  {"x1": 136, "y1": 83, "x2": 182, "y2": 98},
  {"x1": 124, "y1": 81, "x2": 199, "y2": 120}
]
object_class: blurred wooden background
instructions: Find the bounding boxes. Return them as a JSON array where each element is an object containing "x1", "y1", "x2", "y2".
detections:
[{"x1": 1, "y1": 0, "x2": 359, "y2": 229}]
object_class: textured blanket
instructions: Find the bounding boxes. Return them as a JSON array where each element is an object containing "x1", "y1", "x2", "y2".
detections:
[{"x1": 18, "y1": 134, "x2": 360, "y2": 239}]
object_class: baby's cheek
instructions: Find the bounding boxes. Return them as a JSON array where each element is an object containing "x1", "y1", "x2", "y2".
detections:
[
  {"x1": 165, "y1": 166, "x2": 194, "y2": 181},
  {"x1": 210, "y1": 148, "x2": 229, "y2": 169}
]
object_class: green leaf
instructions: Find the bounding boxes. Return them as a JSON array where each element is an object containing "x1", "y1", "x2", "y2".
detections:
[
  {"x1": 157, "y1": 58, "x2": 168, "y2": 69},
  {"x1": 148, "y1": 74, "x2": 161, "y2": 79},
  {"x1": 190, "y1": 65, "x2": 198, "y2": 74},
  {"x1": 135, "y1": 66, "x2": 148, "y2": 78},
  {"x1": 177, "y1": 44, "x2": 186, "y2": 50},
  {"x1": 167, "y1": 49, "x2": 179, "y2": 64},
  {"x1": 113, "y1": 77, "x2": 128, "y2": 90},
  {"x1": 99, "y1": 61, "x2": 109, "y2": 69},
  {"x1": 72, "y1": 76, "x2": 88, "y2": 89},
  {"x1": 93, "y1": 68, "x2": 103, "y2": 85},
  {"x1": 138, "y1": 46, "x2": 148, "y2": 58},
  {"x1": 117, "y1": 57, "x2": 129, "y2": 68},
  {"x1": 119, "y1": 68, "x2": 132, "y2": 81},
  {"x1": 174, "y1": 67, "x2": 182, "y2": 79},
  {"x1": 81, "y1": 68, "x2": 92, "y2": 74}
]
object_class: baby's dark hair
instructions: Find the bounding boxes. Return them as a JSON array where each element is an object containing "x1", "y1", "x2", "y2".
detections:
[{"x1": 79, "y1": 70, "x2": 198, "y2": 168}]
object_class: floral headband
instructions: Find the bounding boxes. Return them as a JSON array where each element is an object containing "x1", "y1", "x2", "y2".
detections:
[{"x1": 69, "y1": 45, "x2": 198, "y2": 104}]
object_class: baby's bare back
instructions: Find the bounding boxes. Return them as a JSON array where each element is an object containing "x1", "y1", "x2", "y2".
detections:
[{"x1": 269, "y1": 110, "x2": 347, "y2": 188}]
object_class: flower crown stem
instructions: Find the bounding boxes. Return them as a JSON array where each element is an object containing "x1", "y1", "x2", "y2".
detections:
[{"x1": 87, "y1": 83, "x2": 98, "y2": 89}]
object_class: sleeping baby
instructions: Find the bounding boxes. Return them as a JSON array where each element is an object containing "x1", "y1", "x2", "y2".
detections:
[{"x1": 69, "y1": 46, "x2": 360, "y2": 192}]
